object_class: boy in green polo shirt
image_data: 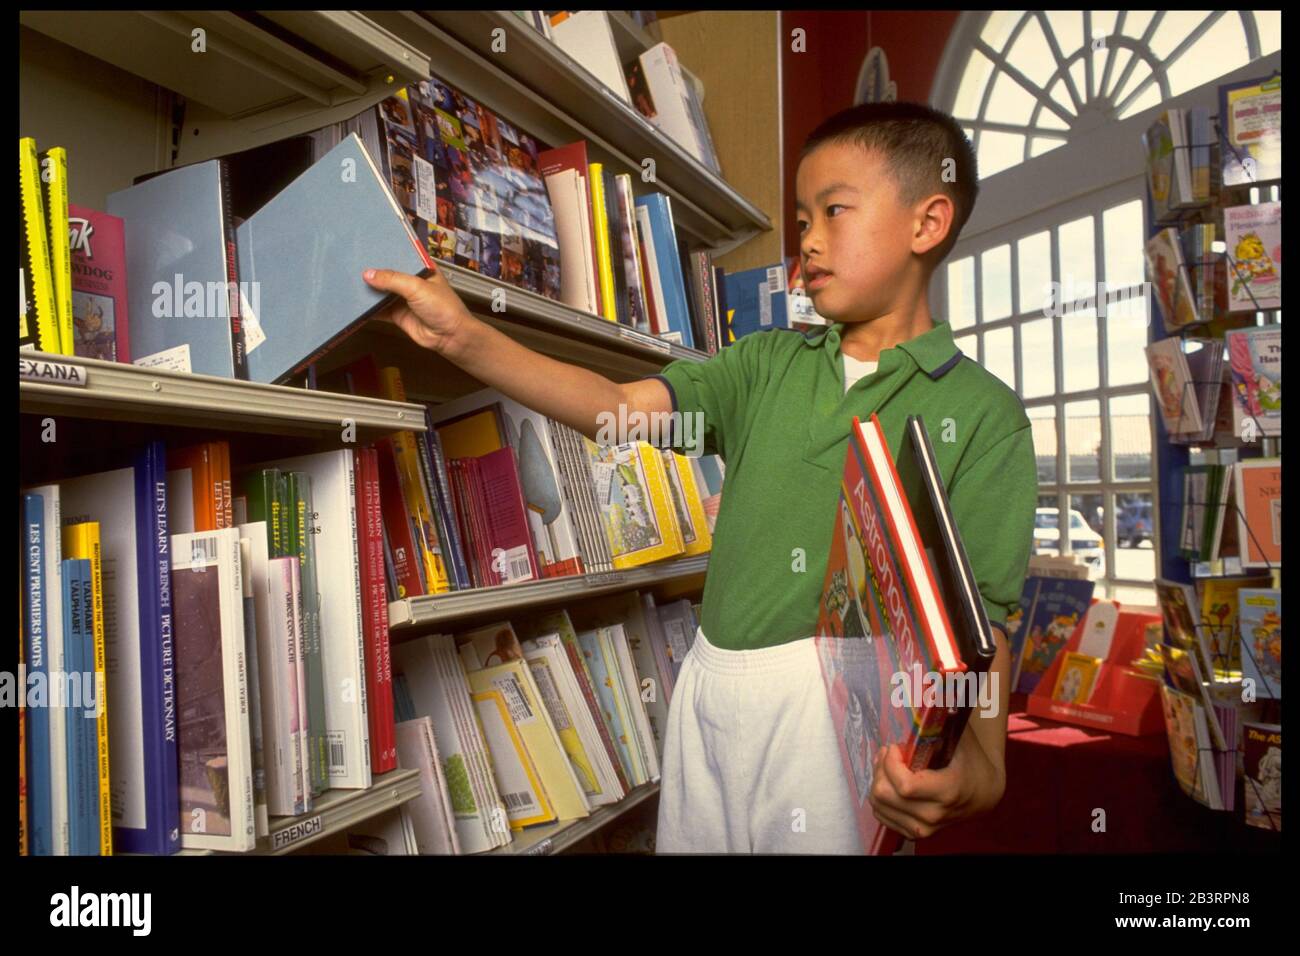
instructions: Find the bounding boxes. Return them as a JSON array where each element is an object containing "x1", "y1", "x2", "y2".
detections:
[{"x1": 364, "y1": 101, "x2": 1037, "y2": 854}]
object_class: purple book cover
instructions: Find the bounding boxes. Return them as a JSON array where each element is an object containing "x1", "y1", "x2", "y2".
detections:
[
  {"x1": 133, "y1": 440, "x2": 179, "y2": 854},
  {"x1": 172, "y1": 540, "x2": 232, "y2": 839},
  {"x1": 68, "y1": 205, "x2": 130, "y2": 363}
]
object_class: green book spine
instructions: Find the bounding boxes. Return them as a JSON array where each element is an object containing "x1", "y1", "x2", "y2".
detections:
[{"x1": 290, "y1": 473, "x2": 328, "y2": 796}]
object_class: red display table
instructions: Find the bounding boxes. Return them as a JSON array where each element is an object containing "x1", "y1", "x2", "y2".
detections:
[{"x1": 915, "y1": 695, "x2": 1276, "y2": 854}]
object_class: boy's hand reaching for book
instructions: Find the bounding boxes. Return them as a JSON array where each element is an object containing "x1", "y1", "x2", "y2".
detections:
[
  {"x1": 869, "y1": 726, "x2": 1006, "y2": 842},
  {"x1": 363, "y1": 266, "x2": 474, "y2": 356}
]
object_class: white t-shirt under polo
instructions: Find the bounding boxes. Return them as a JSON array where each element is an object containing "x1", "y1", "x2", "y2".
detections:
[{"x1": 843, "y1": 353, "x2": 879, "y2": 393}]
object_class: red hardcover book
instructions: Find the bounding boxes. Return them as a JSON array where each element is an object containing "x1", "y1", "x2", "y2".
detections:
[
  {"x1": 337, "y1": 356, "x2": 427, "y2": 597},
  {"x1": 537, "y1": 141, "x2": 601, "y2": 318},
  {"x1": 815, "y1": 413, "x2": 994, "y2": 854},
  {"x1": 68, "y1": 205, "x2": 131, "y2": 362},
  {"x1": 466, "y1": 457, "x2": 496, "y2": 586},
  {"x1": 364, "y1": 448, "x2": 397, "y2": 772},
  {"x1": 354, "y1": 448, "x2": 384, "y2": 773},
  {"x1": 477, "y1": 446, "x2": 540, "y2": 585}
]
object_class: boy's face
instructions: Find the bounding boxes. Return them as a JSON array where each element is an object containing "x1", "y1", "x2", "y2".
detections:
[{"x1": 795, "y1": 141, "x2": 930, "y2": 324}]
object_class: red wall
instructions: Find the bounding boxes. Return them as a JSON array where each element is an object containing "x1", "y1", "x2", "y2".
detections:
[{"x1": 780, "y1": 10, "x2": 961, "y2": 257}]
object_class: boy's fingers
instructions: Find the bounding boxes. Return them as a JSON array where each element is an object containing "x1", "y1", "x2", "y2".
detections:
[{"x1": 363, "y1": 268, "x2": 429, "y2": 303}]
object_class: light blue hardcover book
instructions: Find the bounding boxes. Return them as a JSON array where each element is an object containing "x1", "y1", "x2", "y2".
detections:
[
  {"x1": 575, "y1": 627, "x2": 637, "y2": 782},
  {"x1": 23, "y1": 494, "x2": 52, "y2": 856},
  {"x1": 238, "y1": 134, "x2": 431, "y2": 384},
  {"x1": 106, "y1": 160, "x2": 243, "y2": 378},
  {"x1": 634, "y1": 193, "x2": 695, "y2": 349}
]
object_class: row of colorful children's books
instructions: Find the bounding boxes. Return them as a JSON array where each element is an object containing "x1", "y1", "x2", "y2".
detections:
[
  {"x1": 20, "y1": 441, "x2": 407, "y2": 854},
  {"x1": 320, "y1": 357, "x2": 722, "y2": 599},
  {"x1": 1175, "y1": 457, "x2": 1281, "y2": 569},
  {"x1": 377, "y1": 593, "x2": 699, "y2": 854},
  {"x1": 1144, "y1": 203, "x2": 1280, "y2": 333},
  {"x1": 1140, "y1": 72, "x2": 1281, "y2": 225},
  {"x1": 1146, "y1": 325, "x2": 1281, "y2": 443},
  {"x1": 1155, "y1": 578, "x2": 1280, "y2": 697}
]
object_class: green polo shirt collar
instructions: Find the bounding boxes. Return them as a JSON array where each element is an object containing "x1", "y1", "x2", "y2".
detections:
[{"x1": 802, "y1": 318, "x2": 963, "y2": 380}]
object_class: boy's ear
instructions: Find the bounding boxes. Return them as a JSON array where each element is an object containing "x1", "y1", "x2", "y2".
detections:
[{"x1": 912, "y1": 192, "x2": 955, "y2": 258}]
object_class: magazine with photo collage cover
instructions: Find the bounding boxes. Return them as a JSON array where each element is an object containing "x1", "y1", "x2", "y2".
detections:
[{"x1": 376, "y1": 76, "x2": 561, "y2": 302}]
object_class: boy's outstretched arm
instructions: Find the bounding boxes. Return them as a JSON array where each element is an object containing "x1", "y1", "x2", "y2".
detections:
[
  {"x1": 362, "y1": 266, "x2": 674, "y2": 441},
  {"x1": 869, "y1": 623, "x2": 1011, "y2": 842}
]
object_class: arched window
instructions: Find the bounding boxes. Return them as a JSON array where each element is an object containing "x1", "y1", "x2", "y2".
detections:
[{"x1": 933, "y1": 11, "x2": 1282, "y2": 179}]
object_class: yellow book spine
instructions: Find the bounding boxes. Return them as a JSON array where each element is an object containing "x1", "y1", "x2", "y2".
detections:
[
  {"x1": 669, "y1": 451, "x2": 713, "y2": 556},
  {"x1": 587, "y1": 163, "x2": 619, "y2": 323},
  {"x1": 19, "y1": 137, "x2": 59, "y2": 353},
  {"x1": 634, "y1": 442, "x2": 685, "y2": 559},
  {"x1": 468, "y1": 682, "x2": 555, "y2": 828},
  {"x1": 379, "y1": 368, "x2": 450, "y2": 594},
  {"x1": 39, "y1": 147, "x2": 73, "y2": 355},
  {"x1": 63, "y1": 522, "x2": 112, "y2": 855},
  {"x1": 494, "y1": 660, "x2": 589, "y2": 820}
]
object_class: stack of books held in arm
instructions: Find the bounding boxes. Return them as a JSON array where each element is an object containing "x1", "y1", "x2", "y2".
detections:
[{"x1": 814, "y1": 413, "x2": 997, "y2": 855}]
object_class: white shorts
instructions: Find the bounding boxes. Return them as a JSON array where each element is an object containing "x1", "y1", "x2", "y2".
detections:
[{"x1": 655, "y1": 627, "x2": 862, "y2": 854}]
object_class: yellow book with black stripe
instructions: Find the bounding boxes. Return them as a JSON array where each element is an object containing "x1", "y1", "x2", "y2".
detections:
[
  {"x1": 587, "y1": 162, "x2": 619, "y2": 323},
  {"x1": 378, "y1": 367, "x2": 450, "y2": 594},
  {"x1": 469, "y1": 659, "x2": 590, "y2": 825},
  {"x1": 583, "y1": 438, "x2": 685, "y2": 569},
  {"x1": 19, "y1": 137, "x2": 59, "y2": 353},
  {"x1": 39, "y1": 146, "x2": 73, "y2": 355},
  {"x1": 62, "y1": 521, "x2": 112, "y2": 856},
  {"x1": 661, "y1": 450, "x2": 713, "y2": 556}
]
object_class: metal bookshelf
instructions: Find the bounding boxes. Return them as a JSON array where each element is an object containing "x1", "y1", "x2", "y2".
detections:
[
  {"x1": 364, "y1": 10, "x2": 771, "y2": 248},
  {"x1": 486, "y1": 782, "x2": 661, "y2": 856},
  {"x1": 389, "y1": 554, "x2": 709, "y2": 630},
  {"x1": 19, "y1": 349, "x2": 428, "y2": 438}
]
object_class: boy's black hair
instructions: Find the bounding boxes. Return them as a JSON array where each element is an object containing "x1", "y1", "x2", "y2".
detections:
[{"x1": 801, "y1": 101, "x2": 978, "y2": 264}]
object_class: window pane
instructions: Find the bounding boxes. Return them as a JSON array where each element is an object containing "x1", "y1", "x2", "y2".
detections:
[
  {"x1": 947, "y1": 256, "x2": 976, "y2": 329},
  {"x1": 1149, "y1": 10, "x2": 1210, "y2": 60},
  {"x1": 1044, "y1": 11, "x2": 1083, "y2": 57},
  {"x1": 1069, "y1": 492, "x2": 1105, "y2": 580},
  {"x1": 1020, "y1": 317, "x2": 1055, "y2": 398},
  {"x1": 1106, "y1": 294, "x2": 1150, "y2": 385},
  {"x1": 1065, "y1": 399, "x2": 1101, "y2": 483},
  {"x1": 1062, "y1": 307, "x2": 1099, "y2": 392},
  {"x1": 1111, "y1": 583, "x2": 1157, "y2": 606},
  {"x1": 1034, "y1": 494, "x2": 1061, "y2": 555},
  {"x1": 980, "y1": 10, "x2": 1024, "y2": 52},
  {"x1": 981, "y1": 244, "x2": 1012, "y2": 321},
  {"x1": 979, "y1": 130, "x2": 1027, "y2": 178},
  {"x1": 987, "y1": 72, "x2": 1038, "y2": 126},
  {"x1": 1028, "y1": 404, "x2": 1057, "y2": 483},
  {"x1": 1017, "y1": 230, "x2": 1052, "y2": 317},
  {"x1": 1109, "y1": 393, "x2": 1153, "y2": 480},
  {"x1": 1166, "y1": 15, "x2": 1247, "y2": 99},
  {"x1": 1102, "y1": 48, "x2": 1133, "y2": 99},
  {"x1": 1089, "y1": 12, "x2": 1118, "y2": 96},
  {"x1": 982, "y1": 326, "x2": 1016, "y2": 391},
  {"x1": 1257, "y1": 11, "x2": 1280, "y2": 55},
  {"x1": 1006, "y1": 14, "x2": 1057, "y2": 88},
  {"x1": 1114, "y1": 490, "x2": 1157, "y2": 578},
  {"x1": 1102, "y1": 199, "x2": 1145, "y2": 290},
  {"x1": 955, "y1": 333, "x2": 977, "y2": 358},
  {"x1": 1069, "y1": 60, "x2": 1088, "y2": 104},
  {"x1": 954, "y1": 49, "x2": 995, "y2": 120},
  {"x1": 1029, "y1": 137, "x2": 1066, "y2": 158},
  {"x1": 1057, "y1": 215, "x2": 1096, "y2": 306}
]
